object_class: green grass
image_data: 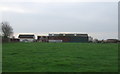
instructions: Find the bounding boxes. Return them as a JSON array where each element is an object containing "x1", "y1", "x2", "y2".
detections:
[{"x1": 2, "y1": 42, "x2": 118, "y2": 72}]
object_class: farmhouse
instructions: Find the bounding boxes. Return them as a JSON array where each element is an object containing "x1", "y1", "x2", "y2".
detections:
[{"x1": 18, "y1": 34, "x2": 35, "y2": 42}]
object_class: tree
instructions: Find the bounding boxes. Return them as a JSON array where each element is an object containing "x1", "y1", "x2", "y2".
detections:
[{"x1": 1, "y1": 21, "x2": 13, "y2": 39}]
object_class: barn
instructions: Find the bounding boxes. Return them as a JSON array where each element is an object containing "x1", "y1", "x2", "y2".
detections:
[
  {"x1": 18, "y1": 34, "x2": 35, "y2": 42},
  {"x1": 48, "y1": 33, "x2": 89, "y2": 43}
]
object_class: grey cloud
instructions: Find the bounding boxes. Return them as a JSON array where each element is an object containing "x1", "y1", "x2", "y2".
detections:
[{"x1": 1, "y1": 2, "x2": 118, "y2": 39}]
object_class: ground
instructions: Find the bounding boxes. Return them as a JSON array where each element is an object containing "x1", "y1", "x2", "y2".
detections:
[{"x1": 2, "y1": 42, "x2": 118, "y2": 72}]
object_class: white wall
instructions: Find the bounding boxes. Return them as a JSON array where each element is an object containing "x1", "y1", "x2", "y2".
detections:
[
  {"x1": 48, "y1": 40, "x2": 62, "y2": 43},
  {"x1": 20, "y1": 38, "x2": 35, "y2": 42}
]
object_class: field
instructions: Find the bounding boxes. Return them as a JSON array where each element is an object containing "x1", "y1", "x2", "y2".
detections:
[{"x1": 2, "y1": 42, "x2": 118, "y2": 72}]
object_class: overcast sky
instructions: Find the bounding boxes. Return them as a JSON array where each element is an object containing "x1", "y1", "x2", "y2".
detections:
[{"x1": 0, "y1": 0, "x2": 119, "y2": 39}]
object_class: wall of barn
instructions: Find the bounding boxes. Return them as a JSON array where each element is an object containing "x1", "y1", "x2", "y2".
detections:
[{"x1": 48, "y1": 36, "x2": 88, "y2": 42}]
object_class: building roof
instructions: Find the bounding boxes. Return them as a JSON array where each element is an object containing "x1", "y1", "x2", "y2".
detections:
[
  {"x1": 107, "y1": 39, "x2": 118, "y2": 40},
  {"x1": 76, "y1": 34, "x2": 88, "y2": 37},
  {"x1": 18, "y1": 34, "x2": 35, "y2": 38}
]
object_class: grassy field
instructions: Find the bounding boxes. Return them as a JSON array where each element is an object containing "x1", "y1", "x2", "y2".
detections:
[{"x1": 2, "y1": 42, "x2": 118, "y2": 72}]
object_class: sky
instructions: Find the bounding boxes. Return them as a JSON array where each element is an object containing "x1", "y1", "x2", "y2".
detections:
[{"x1": 0, "y1": 0, "x2": 119, "y2": 40}]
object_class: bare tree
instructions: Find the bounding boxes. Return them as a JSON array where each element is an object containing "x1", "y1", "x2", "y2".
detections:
[{"x1": 1, "y1": 21, "x2": 13, "y2": 39}]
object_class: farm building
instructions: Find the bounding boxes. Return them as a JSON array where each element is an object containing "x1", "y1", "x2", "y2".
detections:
[
  {"x1": 18, "y1": 34, "x2": 35, "y2": 42},
  {"x1": 47, "y1": 33, "x2": 89, "y2": 43},
  {"x1": 37, "y1": 36, "x2": 48, "y2": 42},
  {"x1": 105, "y1": 39, "x2": 118, "y2": 43}
]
